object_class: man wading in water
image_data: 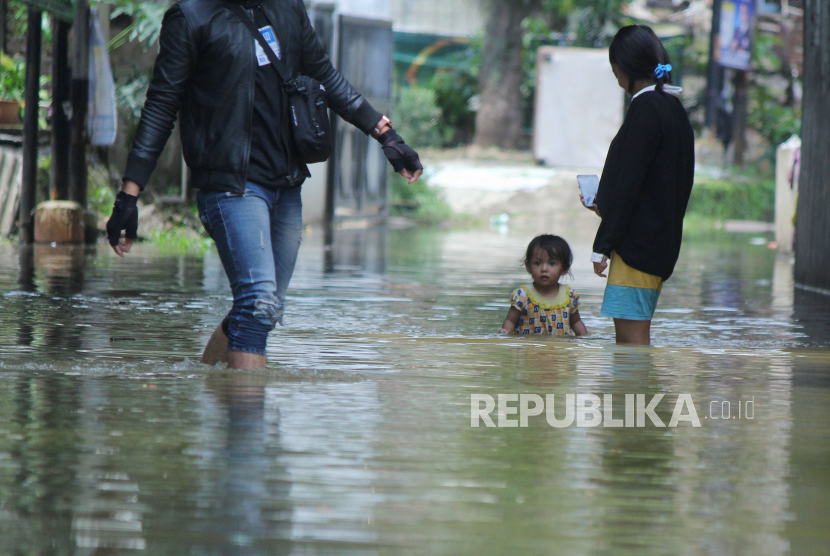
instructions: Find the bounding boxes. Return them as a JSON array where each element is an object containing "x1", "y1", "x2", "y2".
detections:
[{"x1": 105, "y1": 0, "x2": 422, "y2": 369}]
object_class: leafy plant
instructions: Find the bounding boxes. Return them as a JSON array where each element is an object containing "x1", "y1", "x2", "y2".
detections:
[
  {"x1": 0, "y1": 53, "x2": 26, "y2": 102},
  {"x1": 747, "y1": 33, "x2": 802, "y2": 160},
  {"x1": 5, "y1": 0, "x2": 54, "y2": 51},
  {"x1": 428, "y1": 45, "x2": 479, "y2": 146},
  {"x1": 748, "y1": 85, "x2": 801, "y2": 157},
  {"x1": 1, "y1": 53, "x2": 52, "y2": 127},
  {"x1": 565, "y1": 0, "x2": 630, "y2": 47},
  {"x1": 101, "y1": 0, "x2": 169, "y2": 51},
  {"x1": 112, "y1": 64, "x2": 153, "y2": 146}
]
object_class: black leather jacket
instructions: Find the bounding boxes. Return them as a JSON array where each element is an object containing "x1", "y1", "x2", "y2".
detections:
[{"x1": 124, "y1": 0, "x2": 382, "y2": 193}]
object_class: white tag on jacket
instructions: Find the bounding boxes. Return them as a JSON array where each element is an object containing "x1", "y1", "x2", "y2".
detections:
[{"x1": 255, "y1": 25, "x2": 281, "y2": 66}]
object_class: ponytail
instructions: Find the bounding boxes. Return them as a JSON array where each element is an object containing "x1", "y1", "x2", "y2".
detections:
[{"x1": 609, "y1": 25, "x2": 673, "y2": 94}]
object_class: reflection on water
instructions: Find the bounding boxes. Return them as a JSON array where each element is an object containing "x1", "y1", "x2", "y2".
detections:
[{"x1": 0, "y1": 229, "x2": 828, "y2": 554}]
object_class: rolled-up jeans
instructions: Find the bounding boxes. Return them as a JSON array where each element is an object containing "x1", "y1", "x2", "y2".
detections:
[{"x1": 197, "y1": 182, "x2": 303, "y2": 355}]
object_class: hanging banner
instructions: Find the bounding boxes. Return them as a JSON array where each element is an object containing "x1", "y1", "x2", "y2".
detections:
[
  {"x1": 17, "y1": 0, "x2": 74, "y2": 21},
  {"x1": 88, "y1": 6, "x2": 118, "y2": 146},
  {"x1": 719, "y1": 0, "x2": 754, "y2": 71}
]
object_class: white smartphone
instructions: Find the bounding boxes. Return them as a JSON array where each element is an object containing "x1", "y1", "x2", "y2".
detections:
[{"x1": 577, "y1": 174, "x2": 599, "y2": 208}]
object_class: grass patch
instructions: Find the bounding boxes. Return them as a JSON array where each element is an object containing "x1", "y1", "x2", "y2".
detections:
[
  {"x1": 687, "y1": 175, "x2": 775, "y2": 222},
  {"x1": 389, "y1": 173, "x2": 453, "y2": 225},
  {"x1": 146, "y1": 227, "x2": 211, "y2": 254}
]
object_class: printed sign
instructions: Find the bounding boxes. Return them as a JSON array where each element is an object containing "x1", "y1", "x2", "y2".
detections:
[
  {"x1": 255, "y1": 25, "x2": 282, "y2": 66},
  {"x1": 719, "y1": 0, "x2": 754, "y2": 70}
]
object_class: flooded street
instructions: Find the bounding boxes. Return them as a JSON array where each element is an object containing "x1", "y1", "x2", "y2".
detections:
[{"x1": 0, "y1": 227, "x2": 828, "y2": 555}]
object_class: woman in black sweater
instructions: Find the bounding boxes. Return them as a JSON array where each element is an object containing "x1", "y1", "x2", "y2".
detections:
[{"x1": 584, "y1": 25, "x2": 695, "y2": 345}]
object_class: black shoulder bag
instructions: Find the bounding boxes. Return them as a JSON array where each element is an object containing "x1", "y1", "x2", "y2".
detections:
[{"x1": 229, "y1": 3, "x2": 332, "y2": 164}]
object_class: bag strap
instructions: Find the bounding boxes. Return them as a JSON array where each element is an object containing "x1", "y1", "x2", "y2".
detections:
[{"x1": 227, "y1": 3, "x2": 293, "y2": 85}]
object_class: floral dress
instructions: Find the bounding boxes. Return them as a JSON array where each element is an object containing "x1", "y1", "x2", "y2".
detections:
[{"x1": 510, "y1": 285, "x2": 580, "y2": 335}]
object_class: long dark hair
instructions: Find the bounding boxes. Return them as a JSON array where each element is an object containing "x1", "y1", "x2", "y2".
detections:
[{"x1": 609, "y1": 25, "x2": 672, "y2": 95}]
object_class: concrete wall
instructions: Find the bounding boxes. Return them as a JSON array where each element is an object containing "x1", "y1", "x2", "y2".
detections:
[
  {"x1": 332, "y1": 0, "x2": 390, "y2": 19},
  {"x1": 532, "y1": 47, "x2": 624, "y2": 170},
  {"x1": 389, "y1": 0, "x2": 484, "y2": 35}
]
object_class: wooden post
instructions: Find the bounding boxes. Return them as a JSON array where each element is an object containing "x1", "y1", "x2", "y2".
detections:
[
  {"x1": 69, "y1": 0, "x2": 89, "y2": 208},
  {"x1": 795, "y1": 0, "x2": 830, "y2": 291},
  {"x1": 51, "y1": 17, "x2": 71, "y2": 200},
  {"x1": 19, "y1": 8, "x2": 42, "y2": 245}
]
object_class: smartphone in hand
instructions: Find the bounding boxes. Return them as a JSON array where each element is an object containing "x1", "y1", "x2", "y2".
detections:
[{"x1": 577, "y1": 175, "x2": 599, "y2": 208}]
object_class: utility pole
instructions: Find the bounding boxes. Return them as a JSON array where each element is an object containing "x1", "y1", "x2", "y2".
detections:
[
  {"x1": 794, "y1": 0, "x2": 830, "y2": 291},
  {"x1": 19, "y1": 7, "x2": 42, "y2": 244}
]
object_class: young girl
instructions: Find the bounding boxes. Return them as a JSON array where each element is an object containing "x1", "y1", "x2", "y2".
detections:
[
  {"x1": 584, "y1": 25, "x2": 695, "y2": 345},
  {"x1": 500, "y1": 234, "x2": 588, "y2": 336}
]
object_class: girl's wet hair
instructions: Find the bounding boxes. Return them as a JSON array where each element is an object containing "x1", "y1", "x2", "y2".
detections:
[
  {"x1": 609, "y1": 25, "x2": 672, "y2": 94},
  {"x1": 524, "y1": 234, "x2": 573, "y2": 272}
]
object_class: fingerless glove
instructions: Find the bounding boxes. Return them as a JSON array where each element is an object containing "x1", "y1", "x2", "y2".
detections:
[
  {"x1": 378, "y1": 129, "x2": 423, "y2": 174},
  {"x1": 106, "y1": 192, "x2": 139, "y2": 247}
]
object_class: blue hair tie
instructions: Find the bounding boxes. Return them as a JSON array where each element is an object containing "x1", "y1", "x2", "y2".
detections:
[{"x1": 654, "y1": 64, "x2": 672, "y2": 79}]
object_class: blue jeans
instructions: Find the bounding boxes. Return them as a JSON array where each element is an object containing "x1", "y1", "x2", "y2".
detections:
[{"x1": 197, "y1": 182, "x2": 303, "y2": 355}]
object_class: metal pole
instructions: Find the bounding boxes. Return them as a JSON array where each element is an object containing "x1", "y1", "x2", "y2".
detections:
[
  {"x1": 705, "y1": 0, "x2": 723, "y2": 129},
  {"x1": 19, "y1": 8, "x2": 42, "y2": 245},
  {"x1": 51, "y1": 17, "x2": 71, "y2": 200},
  {"x1": 731, "y1": 69, "x2": 749, "y2": 167},
  {"x1": 69, "y1": 0, "x2": 89, "y2": 208}
]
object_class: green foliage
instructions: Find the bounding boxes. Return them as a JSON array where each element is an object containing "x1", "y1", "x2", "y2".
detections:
[
  {"x1": 6, "y1": 1, "x2": 54, "y2": 50},
  {"x1": 112, "y1": 66, "x2": 152, "y2": 147},
  {"x1": 147, "y1": 228, "x2": 211, "y2": 253},
  {"x1": 0, "y1": 53, "x2": 26, "y2": 102},
  {"x1": 89, "y1": 185, "x2": 116, "y2": 216},
  {"x1": 0, "y1": 53, "x2": 53, "y2": 128},
  {"x1": 390, "y1": 174, "x2": 453, "y2": 225},
  {"x1": 101, "y1": 0, "x2": 169, "y2": 51},
  {"x1": 565, "y1": 0, "x2": 631, "y2": 47},
  {"x1": 748, "y1": 85, "x2": 801, "y2": 156},
  {"x1": 88, "y1": 159, "x2": 117, "y2": 215},
  {"x1": 687, "y1": 176, "x2": 775, "y2": 222},
  {"x1": 747, "y1": 33, "x2": 802, "y2": 159},
  {"x1": 427, "y1": 44, "x2": 479, "y2": 146},
  {"x1": 393, "y1": 86, "x2": 442, "y2": 149},
  {"x1": 753, "y1": 33, "x2": 784, "y2": 74}
]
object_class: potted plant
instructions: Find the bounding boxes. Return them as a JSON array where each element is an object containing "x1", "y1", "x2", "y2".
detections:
[{"x1": 0, "y1": 53, "x2": 26, "y2": 125}]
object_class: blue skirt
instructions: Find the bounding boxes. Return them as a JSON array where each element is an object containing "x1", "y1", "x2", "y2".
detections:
[{"x1": 600, "y1": 253, "x2": 663, "y2": 321}]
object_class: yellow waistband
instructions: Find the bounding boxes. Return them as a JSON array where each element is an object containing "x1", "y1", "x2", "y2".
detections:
[{"x1": 607, "y1": 252, "x2": 663, "y2": 290}]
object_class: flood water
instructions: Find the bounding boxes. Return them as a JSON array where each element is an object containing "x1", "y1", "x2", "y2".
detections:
[{"x1": 0, "y1": 227, "x2": 828, "y2": 555}]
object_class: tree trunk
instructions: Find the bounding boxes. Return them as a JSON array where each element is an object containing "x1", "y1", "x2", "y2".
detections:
[
  {"x1": 794, "y1": 0, "x2": 830, "y2": 291},
  {"x1": 473, "y1": 0, "x2": 527, "y2": 149}
]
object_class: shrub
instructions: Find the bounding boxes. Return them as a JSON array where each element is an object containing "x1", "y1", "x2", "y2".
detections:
[
  {"x1": 687, "y1": 177, "x2": 775, "y2": 222},
  {"x1": 392, "y1": 86, "x2": 442, "y2": 149}
]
